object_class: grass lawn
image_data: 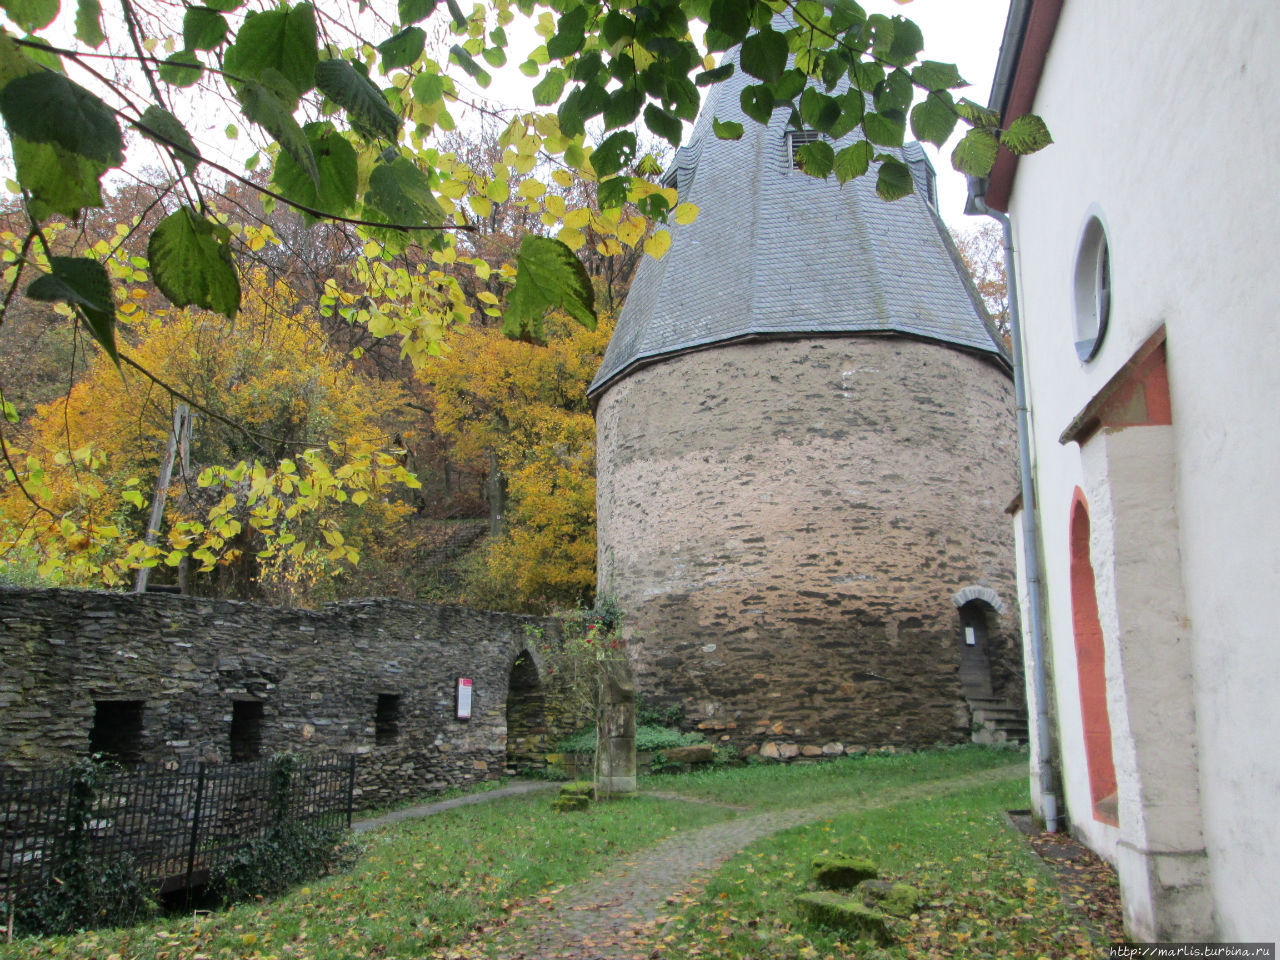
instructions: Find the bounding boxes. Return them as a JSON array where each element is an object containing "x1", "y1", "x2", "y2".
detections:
[
  {"x1": 1, "y1": 747, "x2": 1117, "y2": 960},
  {"x1": 649, "y1": 776, "x2": 1121, "y2": 959}
]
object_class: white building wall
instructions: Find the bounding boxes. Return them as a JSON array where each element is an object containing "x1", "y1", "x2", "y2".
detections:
[{"x1": 1004, "y1": 0, "x2": 1280, "y2": 939}]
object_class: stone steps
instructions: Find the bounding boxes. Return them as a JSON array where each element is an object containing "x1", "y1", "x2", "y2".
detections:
[{"x1": 966, "y1": 696, "x2": 1028, "y2": 746}]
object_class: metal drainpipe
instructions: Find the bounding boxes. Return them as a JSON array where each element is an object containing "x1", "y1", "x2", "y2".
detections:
[{"x1": 968, "y1": 192, "x2": 1059, "y2": 833}]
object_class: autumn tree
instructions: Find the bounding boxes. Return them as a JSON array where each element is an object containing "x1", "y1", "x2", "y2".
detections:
[
  {"x1": 421, "y1": 311, "x2": 612, "y2": 612},
  {"x1": 0, "y1": 267, "x2": 421, "y2": 602},
  {"x1": 953, "y1": 221, "x2": 1009, "y2": 345}
]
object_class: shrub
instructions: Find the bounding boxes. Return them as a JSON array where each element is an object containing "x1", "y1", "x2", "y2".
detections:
[{"x1": 208, "y1": 820, "x2": 351, "y2": 904}]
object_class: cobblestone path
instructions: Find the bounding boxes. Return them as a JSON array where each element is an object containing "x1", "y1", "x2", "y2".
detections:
[{"x1": 473, "y1": 763, "x2": 1026, "y2": 960}]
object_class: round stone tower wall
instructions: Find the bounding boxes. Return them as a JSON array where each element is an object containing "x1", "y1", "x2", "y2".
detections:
[{"x1": 596, "y1": 335, "x2": 1022, "y2": 752}]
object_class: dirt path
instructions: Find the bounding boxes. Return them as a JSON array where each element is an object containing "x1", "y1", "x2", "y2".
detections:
[
  {"x1": 353, "y1": 781, "x2": 557, "y2": 834},
  {"x1": 474, "y1": 763, "x2": 1027, "y2": 960}
]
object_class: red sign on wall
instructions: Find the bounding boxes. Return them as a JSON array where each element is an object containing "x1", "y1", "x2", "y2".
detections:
[{"x1": 456, "y1": 678, "x2": 473, "y2": 720}]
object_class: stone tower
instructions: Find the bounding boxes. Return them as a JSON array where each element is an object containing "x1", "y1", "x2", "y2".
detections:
[{"x1": 589, "y1": 44, "x2": 1024, "y2": 754}]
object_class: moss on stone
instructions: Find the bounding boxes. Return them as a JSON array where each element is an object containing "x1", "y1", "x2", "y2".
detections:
[
  {"x1": 855, "y1": 878, "x2": 920, "y2": 917},
  {"x1": 810, "y1": 854, "x2": 878, "y2": 890},
  {"x1": 559, "y1": 781, "x2": 595, "y2": 799},
  {"x1": 795, "y1": 891, "x2": 893, "y2": 945}
]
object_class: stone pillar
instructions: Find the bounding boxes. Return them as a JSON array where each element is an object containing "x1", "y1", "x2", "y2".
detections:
[{"x1": 596, "y1": 660, "x2": 636, "y2": 797}]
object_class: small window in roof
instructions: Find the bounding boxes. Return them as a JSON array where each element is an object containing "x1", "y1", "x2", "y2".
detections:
[
  {"x1": 787, "y1": 130, "x2": 825, "y2": 171},
  {"x1": 1073, "y1": 215, "x2": 1112, "y2": 362}
]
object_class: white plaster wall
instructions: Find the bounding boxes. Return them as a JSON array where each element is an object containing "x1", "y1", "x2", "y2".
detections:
[{"x1": 1005, "y1": 0, "x2": 1280, "y2": 938}]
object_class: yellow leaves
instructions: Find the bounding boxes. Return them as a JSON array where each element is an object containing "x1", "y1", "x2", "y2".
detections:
[
  {"x1": 551, "y1": 169, "x2": 575, "y2": 189},
  {"x1": 645, "y1": 229, "x2": 673, "y2": 260},
  {"x1": 486, "y1": 179, "x2": 510, "y2": 203},
  {"x1": 674, "y1": 202, "x2": 700, "y2": 225},
  {"x1": 563, "y1": 208, "x2": 591, "y2": 230},
  {"x1": 617, "y1": 216, "x2": 645, "y2": 247},
  {"x1": 557, "y1": 227, "x2": 586, "y2": 251},
  {"x1": 469, "y1": 195, "x2": 493, "y2": 218},
  {"x1": 544, "y1": 194, "x2": 566, "y2": 218},
  {"x1": 517, "y1": 179, "x2": 546, "y2": 201}
]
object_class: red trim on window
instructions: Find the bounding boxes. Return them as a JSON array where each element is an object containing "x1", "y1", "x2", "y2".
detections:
[{"x1": 1069, "y1": 489, "x2": 1119, "y2": 826}]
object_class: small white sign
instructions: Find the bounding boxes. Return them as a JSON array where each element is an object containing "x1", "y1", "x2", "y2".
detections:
[
  {"x1": 456, "y1": 678, "x2": 473, "y2": 719},
  {"x1": 964, "y1": 626, "x2": 977, "y2": 647}
]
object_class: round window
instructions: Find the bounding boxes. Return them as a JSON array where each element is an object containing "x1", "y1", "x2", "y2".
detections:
[{"x1": 1072, "y1": 215, "x2": 1111, "y2": 362}]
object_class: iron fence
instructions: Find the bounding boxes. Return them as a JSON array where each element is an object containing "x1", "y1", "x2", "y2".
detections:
[{"x1": 0, "y1": 753, "x2": 355, "y2": 901}]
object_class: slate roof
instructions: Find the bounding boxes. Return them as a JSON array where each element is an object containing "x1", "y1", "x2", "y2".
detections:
[{"x1": 588, "y1": 41, "x2": 1006, "y2": 401}]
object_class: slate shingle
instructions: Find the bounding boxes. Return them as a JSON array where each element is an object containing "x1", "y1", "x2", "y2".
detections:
[{"x1": 588, "y1": 40, "x2": 1005, "y2": 401}]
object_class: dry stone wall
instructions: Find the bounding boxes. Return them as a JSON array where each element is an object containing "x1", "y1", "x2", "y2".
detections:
[
  {"x1": 596, "y1": 336, "x2": 1023, "y2": 754},
  {"x1": 0, "y1": 588, "x2": 556, "y2": 808}
]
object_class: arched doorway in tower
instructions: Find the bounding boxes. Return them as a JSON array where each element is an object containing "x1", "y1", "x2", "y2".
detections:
[
  {"x1": 505, "y1": 651, "x2": 547, "y2": 775},
  {"x1": 958, "y1": 600, "x2": 995, "y2": 701}
]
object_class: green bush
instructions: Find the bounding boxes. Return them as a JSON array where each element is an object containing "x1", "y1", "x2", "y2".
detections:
[
  {"x1": 554, "y1": 724, "x2": 708, "y2": 755},
  {"x1": 208, "y1": 820, "x2": 351, "y2": 905},
  {"x1": 9, "y1": 854, "x2": 158, "y2": 937}
]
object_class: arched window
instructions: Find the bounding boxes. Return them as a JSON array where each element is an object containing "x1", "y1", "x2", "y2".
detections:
[{"x1": 1069, "y1": 490, "x2": 1118, "y2": 825}]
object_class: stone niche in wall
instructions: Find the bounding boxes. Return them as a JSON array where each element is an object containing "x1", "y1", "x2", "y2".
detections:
[{"x1": 0, "y1": 587, "x2": 557, "y2": 809}]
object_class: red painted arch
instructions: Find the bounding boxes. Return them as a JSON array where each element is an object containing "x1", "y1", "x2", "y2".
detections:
[{"x1": 1069, "y1": 488, "x2": 1119, "y2": 825}]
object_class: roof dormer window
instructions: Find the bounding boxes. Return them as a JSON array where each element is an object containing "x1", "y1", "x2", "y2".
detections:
[{"x1": 787, "y1": 130, "x2": 825, "y2": 171}]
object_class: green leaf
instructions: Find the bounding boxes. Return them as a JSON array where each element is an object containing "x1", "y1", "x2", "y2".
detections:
[
  {"x1": 223, "y1": 2, "x2": 318, "y2": 106},
  {"x1": 147, "y1": 207, "x2": 241, "y2": 318},
  {"x1": 481, "y1": 46, "x2": 506, "y2": 68},
  {"x1": 364, "y1": 156, "x2": 444, "y2": 227},
  {"x1": 398, "y1": 0, "x2": 438, "y2": 24},
  {"x1": 271, "y1": 123, "x2": 357, "y2": 220},
  {"x1": 412, "y1": 71, "x2": 445, "y2": 104},
  {"x1": 712, "y1": 116, "x2": 743, "y2": 140},
  {"x1": 237, "y1": 80, "x2": 317, "y2": 185},
  {"x1": 826, "y1": 89, "x2": 866, "y2": 140},
  {"x1": 137, "y1": 105, "x2": 200, "y2": 174},
  {"x1": 158, "y1": 52, "x2": 203, "y2": 87},
  {"x1": 875, "y1": 156, "x2": 914, "y2": 200},
  {"x1": 771, "y1": 69, "x2": 806, "y2": 104},
  {"x1": 740, "y1": 28, "x2": 787, "y2": 83},
  {"x1": 596, "y1": 175, "x2": 626, "y2": 210},
  {"x1": 799, "y1": 88, "x2": 840, "y2": 132},
  {"x1": 314, "y1": 58, "x2": 400, "y2": 141},
  {"x1": 546, "y1": 4, "x2": 588, "y2": 60},
  {"x1": 955, "y1": 98, "x2": 1000, "y2": 127},
  {"x1": 506, "y1": 234, "x2": 596, "y2": 343},
  {"x1": 603, "y1": 84, "x2": 641, "y2": 127},
  {"x1": 75, "y1": 0, "x2": 104, "y2": 47},
  {"x1": 204, "y1": 0, "x2": 242, "y2": 9},
  {"x1": 909, "y1": 92, "x2": 957, "y2": 148},
  {"x1": 912, "y1": 60, "x2": 964, "y2": 92},
  {"x1": 886, "y1": 16, "x2": 923, "y2": 66},
  {"x1": 833, "y1": 140, "x2": 872, "y2": 184},
  {"x1": 950, "y1": 127, "x2": 999, "y2": 176},
  {"x1": 1001, "y1": 113, "x2": 1053, "y2": 155},
  {"x1": 11, "y1": 136, "x2": 103, "y2": 218},
  {"x1": 0, "y1": 72, "x2": 123, "y2": 166},
  {"x1": 695, "y1": 63, "x2": 733, "y2": 87},
  {"x1": 378, "y1": 26, "x2": 425, "y2": 71},
  {"x1": 643, "y1": 103, "x2": 681, "y2": 147},
  {"x1": 795, "y1": 139, "x2": 834, "y2": 179},
  {"x1": 26, "y1": 257, "x2": 117, "y2": 363},
  {"x1": 532, "y1": 68, "x2": 567, "y2": 107},
  {"x1": 449, "y1": 44, "x2": 491, "y2": 88},
  {"x1": 873, "y1": 68, "x2": 913, "y2": 112},
  {"x1": 739, "y1": 84, "x2": 774, "y2": 124},
  {"x1": 18, "y1": 36, "x2": 61, "y2": 72},
  {"x1": 705, "y1": 0, "x2": 749, "y2": 51},
  {"x1": 183, "y1": 7, "x2": 228, "y2": 51},
  {"x1": 862, "y1": 111, "x2": 904, "y2": 148},
  {"x1": 591, "y1": 130, "x2": 635, "y2": 178},
  {"x1": 0, "y1": 0, "x2": 57, "y2": 32}
]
